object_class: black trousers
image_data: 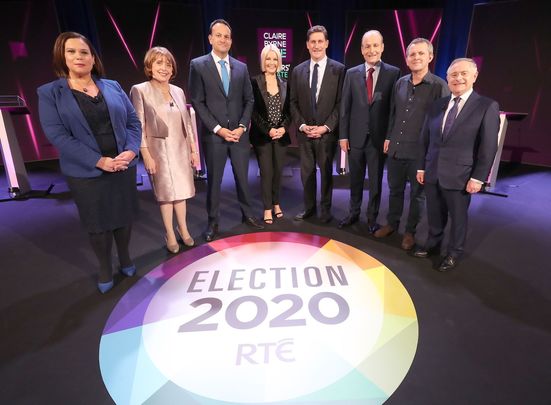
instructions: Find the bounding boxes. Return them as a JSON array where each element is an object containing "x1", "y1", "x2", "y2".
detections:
[
  {"x1": 203, "y1": 141, "x2": 253, "y2": 223},
  {"x1": 386, "y1": 156, "x2": 425, "y2": 234},
  {"x1": 253, "y1": 141, "x2": 287, "y2": 210},
  {"x1": 424, "y1": 182, "x2": 471, "y2": 258},
  {"x1": 299, "y1": 137, "x2": 337, "y2": 213},
  {"x1": 348, "y1": 137, "x2": 384, "y2": 224}
]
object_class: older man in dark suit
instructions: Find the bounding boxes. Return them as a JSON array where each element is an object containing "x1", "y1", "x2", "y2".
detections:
[
  {"x1": 338, "y1": 30, "x2": 400, "y2": 233},
  {"x1": 290, "y1": 25, "x2": 345, "y2": 223},
  {"x1": 413, "y1": 57, "x2": 499, "y2": 271},
  {"x1": 189, "y1": 19, "x2": 263, "y2": 242}
]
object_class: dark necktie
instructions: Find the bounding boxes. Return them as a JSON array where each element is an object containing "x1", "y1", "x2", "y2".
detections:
[
  {"x1": 366, "y1": 67, "x2": 374, "y2": 104},
  {"x1": 219, "y1": 60, "x2": 229, "y2": 95},
  {"x1": 311, "y1": 63, "x2": 319, "y2": 114},
  {"x1": 442, "y1": 97, "x2": 461, "y2": 140}
]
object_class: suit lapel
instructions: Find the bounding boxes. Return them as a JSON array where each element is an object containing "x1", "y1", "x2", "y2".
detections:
[
  {"x1": 356, "y1": 64, "x2": 368, "y2": 105},
  {"x1": 453, "y1": 92, "x2": 479, "y2": 127},
  {"x1": 303, "y1": 63, "x2": 314, "y2": 117},
  {"x1": 278, "y1": 77, "x2": 287, "y2": 106},
  {"x1": 445, "y1": 92, "x2": 480, "y2": 140},
  {"x1": 258, "y1": 75, "x2": 270, "y2": 107},
  {"x1": 206, "y1": 56, "x2": 226, "y2": 97},
  {"x1": 436, "y1": 97, "x2": 449, "y2": 138},
  {"x1": 373, "y1": 62, "x2": 385, "y2": 94},
  {"x1": 171, "y1": 84, "x2": 192, "y2": 136},
  {"x1": 58, "y1": 78, "x2": 94, "y2": 136},
  {"x1": 97, "y1": 79, "x2": 119, "y2": 133},
  {"x1": 370, "y1": 62, "x2": 386, "y2": 106},
  {"x1": 228, "y1": 56, "x2": 239, "y2": 97},
  {"x1": 317, "y1": 59, "x2": 330, "y2": 106}
]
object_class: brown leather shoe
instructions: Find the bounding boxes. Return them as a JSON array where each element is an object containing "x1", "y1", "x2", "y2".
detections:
[
  {"x1": 373, "y1": 224, "x2": 395, "y2": 238},
  {"x1": 401, "y1": 232, "x2": 415, "y2": 250}
]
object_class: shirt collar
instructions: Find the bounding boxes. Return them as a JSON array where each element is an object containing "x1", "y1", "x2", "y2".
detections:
[
  {"x1": 211, "y1": 51, "x2": 229, "y2": 65},
  {"x1": 453, "y1": 87, "x2": 474, "y2": 103},
  {"x1": 365, "y1": 60, "x2": 381, "y2": 71},
  {"x1": 310, "y1": 56, "x2": 328, "y2": 69}
]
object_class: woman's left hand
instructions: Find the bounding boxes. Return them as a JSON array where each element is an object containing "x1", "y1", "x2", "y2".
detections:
[
  {"x1": 190, "y1": 152, "x2": 199, "y2": 168},
  {"x1": 113, "y1": 150, "x2": 136, "y2": 171}
]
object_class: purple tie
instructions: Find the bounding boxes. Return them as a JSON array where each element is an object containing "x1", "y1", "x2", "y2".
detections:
[{"x1": 442, "y1": 97, "x2": 460, "y2": 140}]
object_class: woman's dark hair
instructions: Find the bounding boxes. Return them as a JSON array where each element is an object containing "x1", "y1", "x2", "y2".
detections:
[{"x1": 52, "y1": 31, "x2": 104, "y2": 77}]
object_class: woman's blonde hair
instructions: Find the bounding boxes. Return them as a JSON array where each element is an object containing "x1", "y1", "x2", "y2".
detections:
[{"x1": 260, "y1": 44, "x2": 283, "y2": 73}]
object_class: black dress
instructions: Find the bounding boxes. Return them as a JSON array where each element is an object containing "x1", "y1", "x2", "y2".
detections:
[{"x1": 65, "y1": 90, "x2": 139, "y2": 233}]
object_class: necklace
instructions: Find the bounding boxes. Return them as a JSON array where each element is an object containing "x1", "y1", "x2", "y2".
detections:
[{"x1": 70, "y1": 78, "x2": 94, "y2": 93}]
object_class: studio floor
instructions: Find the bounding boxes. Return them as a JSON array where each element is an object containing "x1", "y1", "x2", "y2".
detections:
[{"x1": 1, "y1": 150, "x2": 550, "y2": 404}]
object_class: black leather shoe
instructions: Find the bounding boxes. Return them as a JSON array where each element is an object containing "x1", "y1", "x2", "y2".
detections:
[
  {"x1": 437, "y1": 255, "x2": 458, "y2": 272},
  {"x1": 412, "y1": 245, "x2": 439, "y2": 258},
  {"x1": 338, "y1": 215, "x2": 359, "y2": 228},
  {"x1": 367, "y1": 222, "x2": 380, "y2": 234},
  {"x1": 319, "y1": 211, "x2": 333, "y2": 223},
  {"x1": 204, "y1": 223, "x2": 218, "y2": 242},
  {"x1": 294, "y1": 209, "x2": 316, "y2": 221},
  {"x1": 243, "y1": 217, "x2": 265, "y2": 230}
]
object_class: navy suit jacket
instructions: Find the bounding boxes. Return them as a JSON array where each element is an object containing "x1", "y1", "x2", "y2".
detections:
[
  {"x1": 188, "y1": 54, "x2": 254, "y2": 148},
  {"x1": 37, "y1": 78, "x2": 141, "y2": 178},
  {"x1": 418, "y1": 91, "x2": 500, "y2": 190},
  {"x1": 290, "y1": 58, "x2": 345, "y2": 142},
  {"x1": 339, "y1": 61, "x2": 400, "y2": 149}
]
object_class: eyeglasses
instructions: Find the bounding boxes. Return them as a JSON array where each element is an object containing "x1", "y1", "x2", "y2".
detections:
[{"x1": 448, "y1": 71, "x2": 473, "y2": 79}]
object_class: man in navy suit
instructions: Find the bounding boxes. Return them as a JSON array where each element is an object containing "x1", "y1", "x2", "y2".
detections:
[
  {"x1": 290, "y1": 25, "x2": 345, "y2": 223},
  {"x1": 338, "y1": 30, "x2": 400, "y2": 233},
  {"x1": 189, "y1": 19, "x2": 263, "y2": 242},
  {"x1": 413, "y1": 58, "x2": 499, "y2": 271}
]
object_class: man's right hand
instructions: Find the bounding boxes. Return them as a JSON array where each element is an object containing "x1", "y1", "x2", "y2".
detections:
[
  {"x1": 416, "y1": 171, "x2": 425, "y2": 185},
  {"x1": 339, "y1": 139, "x2": 350, "y2": 152},
  {"x1": 217, "y1": 128, "x2": 239, "y2": 142},
  {"x1": 383, "y1": 140, "x2": 390, "y2": 154}
]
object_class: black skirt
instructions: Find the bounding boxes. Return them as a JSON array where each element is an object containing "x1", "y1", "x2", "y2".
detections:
[{"x1": 66, "y1": 166, "x2": 139, "y2": 233}]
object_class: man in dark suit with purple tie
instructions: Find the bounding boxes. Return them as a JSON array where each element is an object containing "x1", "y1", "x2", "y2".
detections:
[
  {"x1": 189, "y1": 19, "x2": 263, "y2": 242},
  {"x1": 338, "y1": 30, "x2": 400, "y2": 233},
  {"x1": 413, "y1": 58, "x2": 500, "y2": 271}
]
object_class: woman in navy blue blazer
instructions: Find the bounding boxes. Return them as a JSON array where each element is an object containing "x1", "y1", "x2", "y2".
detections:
[{"x1": 37, "y1": 32, "x2": 141, "y2": 293}]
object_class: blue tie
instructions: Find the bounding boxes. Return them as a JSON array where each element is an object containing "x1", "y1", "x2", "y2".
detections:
[
  {"x1": 442, "y1": 97, "x2": 460, "y2": 140},
  {"x1": 219, "y1": 60, "x2": 229, "y2": 95}
]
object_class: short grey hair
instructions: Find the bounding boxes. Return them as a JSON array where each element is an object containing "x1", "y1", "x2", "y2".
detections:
[
  {"x1": 406, "y1": 38, "x2": 433, "y2": 56},
  {"x1": 447, "y1": 57, "x2": 478, "y2": 74}
]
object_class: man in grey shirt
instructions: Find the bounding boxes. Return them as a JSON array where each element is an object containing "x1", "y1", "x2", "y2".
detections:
[{"x1": 374, "y1": 38, "x2": 449, "y2": 250}]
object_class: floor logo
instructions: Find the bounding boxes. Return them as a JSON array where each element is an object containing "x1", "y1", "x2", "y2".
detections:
[{"x1": 100, "y1": 232, "x2": 418, "y2": 404}]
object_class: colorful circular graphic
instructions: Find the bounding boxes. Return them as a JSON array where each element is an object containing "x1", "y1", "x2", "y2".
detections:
[{"x1": 99, "y1": 232, "x2": 418, "y2": 404}]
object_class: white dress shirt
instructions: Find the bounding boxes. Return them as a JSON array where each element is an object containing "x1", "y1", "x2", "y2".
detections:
[
  {"x1": 309, "y1": 56, "x2": 327, "y2": 102},
  {"x1": 441, "y1": 87, "x2": 473, "y2": 132},
  {"x1": 365, "y1": 60, "x2": 382, "y2": 91},
  {"x1": 211, "y1": 52, "x2": 231, "y2": 133}
]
